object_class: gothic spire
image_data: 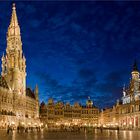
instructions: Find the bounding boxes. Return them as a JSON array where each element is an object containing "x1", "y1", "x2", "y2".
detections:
[
  {"x1": 7, "y1": 3, "x2": 20, "y2": 36},
  {"x1": 10, "y1": 4, "x2": 18, "y2": 27},
  {"x1": 35, "y1": 84, "x2": 39, "y2": 100}
]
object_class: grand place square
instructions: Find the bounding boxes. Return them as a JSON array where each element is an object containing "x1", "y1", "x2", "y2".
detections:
[{"x1": 0, "y1": 1, "x2": 140, "y2": 140}]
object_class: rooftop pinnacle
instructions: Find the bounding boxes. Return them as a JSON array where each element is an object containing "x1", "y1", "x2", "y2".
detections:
[
  {"x1": 10, "y1": 3, "x2": 18, "y2": 27},
  {"x1": 12, "y1": 3, "x2": 16, "y2": 10},
  {"x1": 7, "y1": 3, "x2": 20, "y2": 36},
  {"x1": 133, "y1": 60, "x2": 138, "y2": 72}
]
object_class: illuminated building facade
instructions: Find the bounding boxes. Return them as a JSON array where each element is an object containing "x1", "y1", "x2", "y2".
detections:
[
  {"x1": 99, "y1": 105, "x2": 119, "y2": 128},
  {"x1": 40, "y1": 97, "x2": 99, "y2": 127},
  {"x1": 99, "y1": 61, "x2": 140, "y2": 129},
  {"x1": 0, "y1": 4, "x2": 40, "y2": 128},
  {"x1": 119, "y1": 61, "x2": 140, "y2": 129}
]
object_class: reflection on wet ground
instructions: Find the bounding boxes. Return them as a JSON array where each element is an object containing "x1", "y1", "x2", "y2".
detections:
[{"x1": 0, "y1": 129, "x2": 140, "y2": 140}]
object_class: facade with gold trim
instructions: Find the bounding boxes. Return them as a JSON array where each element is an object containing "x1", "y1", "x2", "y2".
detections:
[
  {"x1": 40, "y1": 97, "x2": 99, "y2": 127},
  {"x1": 0, "y1": 4, "x2": 40, "y2": 128}
]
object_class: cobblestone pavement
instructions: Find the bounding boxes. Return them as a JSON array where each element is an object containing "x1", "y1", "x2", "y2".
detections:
[{"x1": 0, "y1": 129, "x2": 140, "y2": 140}]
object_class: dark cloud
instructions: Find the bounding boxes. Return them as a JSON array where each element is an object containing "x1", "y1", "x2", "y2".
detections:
[
  {"x1": 36, "y1": 70, "x2": 120, "y2": 108},
  {"x1": 35, "y1": 69, "x2": 98, "y2": 105},
  {"x1": 78, "y1": 69, "x2": 95, "y2": 79}
]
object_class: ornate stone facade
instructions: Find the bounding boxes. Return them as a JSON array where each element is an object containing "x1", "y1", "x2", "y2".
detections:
[
  {"x1": 40, "y1": 97, "x2": 99, "y2": 127},
  {"x1": 0, "y1": 4, "x2": 40, "y2": 128},
  {"x1": 118, "y1": 61, "x2": 140, "y2": 129},
  {"x1": 99, "y1": 61, "x2": 140, "y2": 129}
]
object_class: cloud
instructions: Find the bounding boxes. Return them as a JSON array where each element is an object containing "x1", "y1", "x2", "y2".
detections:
[{"x1": 35, "y1": 70, "x2": 97, "y2": 105}]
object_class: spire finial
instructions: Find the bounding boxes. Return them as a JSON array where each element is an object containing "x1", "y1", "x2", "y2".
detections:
[
  {"x1": 12, "y1": 3, "x2": 16, "y2": 10},
  {"x1": 123, "y1": 84, "x2": 126, "y2": 97},
  {"x1": 7, "y1": 3, "x2": 20, "y2": 37},
  {"x1": 123, "y1": 84, "x2": 125, "y2": 91},
  {"x1": 35, "y1": 84, "x2": 39, "y2": 100},
  {"x1": 133, "y1": 59, "x2": 138, "y2": 72},
  {"x1": 35, "y1": 84, "x2": 38, "y2": 89}
]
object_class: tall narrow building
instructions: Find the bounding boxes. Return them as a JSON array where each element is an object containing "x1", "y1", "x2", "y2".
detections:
[{"x1": 0, "y1": 4, "x2": 40, "y2": 128}]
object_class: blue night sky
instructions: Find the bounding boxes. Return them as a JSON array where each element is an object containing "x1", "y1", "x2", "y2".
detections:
[{"x1": 0, "y1": 1, "x2": 140, "y2": 108}]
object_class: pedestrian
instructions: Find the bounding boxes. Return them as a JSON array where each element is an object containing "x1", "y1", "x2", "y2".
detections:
[
  {"x1": 7, "y1": 125, "x2": 10, "y2": 134},
  {"x1": 117, "y1": 126, "x2": 119, "y2": 132},
  {"x1": 17, "y1": 126, "x2": 20, "y2": 133},
  {"x1": 25, "y1": 127, "x2": 28, "y2": 133},
  {"x1": 100, "y1": 126, "x2": 103, "y2": 133},
  {"x1": 117, "y1": 126, "x2": 120, "y2": 136}
]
